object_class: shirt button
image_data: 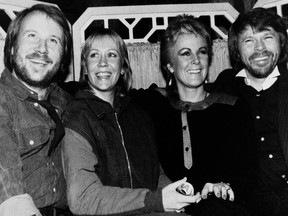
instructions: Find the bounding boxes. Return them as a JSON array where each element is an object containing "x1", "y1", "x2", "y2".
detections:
[
  {"x1": 256, "y1": 94, "x2": 260, "y2": 97},
  {"x1": 256, "y1": 116, "x2": 260, "y2": 119},
  {"x1": 51, "y1": 162, "x2": 55, "y2": 166},
  {"x1": 34, "y1": 102, "x2": 38, "y2": 107},
  {"x1": 29, "y1": 140, "x2": 34, "y2": 145},
  {"x1": 282, "y1": 175, "x2": 286, "y2": 179},
  {"x1": 269, "y1": 154, "x2": 273, "y2": 159},
  {"x1": 53, "y1": 188, "x2": 56, "y2": 193},
  {"x1": 185, "y1": 147, "x2": 189, "y2": 151},
  {"x1": 261, "y1": 137, "x2": 265, "y2": 141}
]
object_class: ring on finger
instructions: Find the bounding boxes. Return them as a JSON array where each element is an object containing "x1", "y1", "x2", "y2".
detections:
[{"x1": 176, "y1": 208, "x2": 185, "y2": 213}]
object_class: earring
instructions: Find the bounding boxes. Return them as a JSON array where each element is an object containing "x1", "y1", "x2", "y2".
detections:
[{"x1": 168, "y1": 78, "x2": 172, "y2": 86}]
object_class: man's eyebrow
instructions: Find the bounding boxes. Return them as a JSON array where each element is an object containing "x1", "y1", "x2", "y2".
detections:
[
  {"x1": 22, "y1": 29, "x2": 36, "y2": 34},
  {"x1": 22, "y1": 30, "x2": 63, "y2": 40}
]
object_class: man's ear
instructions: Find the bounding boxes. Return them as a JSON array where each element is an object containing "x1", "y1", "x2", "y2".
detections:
[{"x1": 167, "y1": 63, "x2": 174, "y2": 73}]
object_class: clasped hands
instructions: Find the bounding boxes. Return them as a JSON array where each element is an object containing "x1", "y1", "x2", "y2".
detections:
[{"x1": 162, "y1": 177, "x2": 234, "y2": 213}]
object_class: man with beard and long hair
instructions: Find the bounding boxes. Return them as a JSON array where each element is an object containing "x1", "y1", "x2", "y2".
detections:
[
  {"x1": 0, "y1": 4, "x2": 72, "y2": 216},
  {"x1": 209, "y1": 7, "x2": 288, "y2": 216}
]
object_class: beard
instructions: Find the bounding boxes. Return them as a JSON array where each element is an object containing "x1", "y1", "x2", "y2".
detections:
[
  {"x1": 246, "y1": 50, "x2": 277, "y2": 79},
  {"x1": 245, "y1": 62, "x2": 276, "y2": 79},
  {"x1": 12, "y1": 51, "x2": 61, "y2": 89}
]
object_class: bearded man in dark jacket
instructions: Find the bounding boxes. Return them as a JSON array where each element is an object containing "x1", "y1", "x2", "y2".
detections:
[{"x1": 209, "y1": 7, "x2": 288, "y2": 216}]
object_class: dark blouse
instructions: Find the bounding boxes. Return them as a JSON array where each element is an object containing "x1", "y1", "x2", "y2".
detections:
[{"x1": 131, "y1": 88, "x2": 257, "y2": 208}]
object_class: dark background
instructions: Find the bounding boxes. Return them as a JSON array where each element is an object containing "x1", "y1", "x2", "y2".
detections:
[{"x1": 38, "y1": 0, "x2": 257, "y2": 24}]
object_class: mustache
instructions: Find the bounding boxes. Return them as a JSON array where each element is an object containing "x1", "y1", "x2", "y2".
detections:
[
  {"x1": 249, "y1": 50, "x2": 274, "y2": 61},
  {"x1": 26, "y1": 52, "x2": 52, "y2": 63}
]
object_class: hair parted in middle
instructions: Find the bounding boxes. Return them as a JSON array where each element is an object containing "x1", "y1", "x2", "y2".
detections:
[
  {"x1": 4, "y1": 4, "x2": 72, "y2": 80},
  {"x1": 228, "y1": 7, "x2": 288, "y2": 72},
  {"x1": 80, "y1": 28, "x2": 132, "y2": 96}
]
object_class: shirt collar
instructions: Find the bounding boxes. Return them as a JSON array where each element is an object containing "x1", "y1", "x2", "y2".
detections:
[{"x1": 236, "y1": 66, "x2": 280, "y2": 91}]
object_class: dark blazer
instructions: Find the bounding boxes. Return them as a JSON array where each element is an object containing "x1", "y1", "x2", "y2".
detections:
[{"x1": 209, "y1": 63, "x2": 288, "y2": 169}]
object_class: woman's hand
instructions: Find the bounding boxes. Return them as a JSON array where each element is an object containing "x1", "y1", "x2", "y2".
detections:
[
  {"x1": 201, "y1": 182, "x2": 234, "y2": 201},
  {"x1": 162, "y1": 177, "x2": 201, "y2": 212}
]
